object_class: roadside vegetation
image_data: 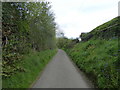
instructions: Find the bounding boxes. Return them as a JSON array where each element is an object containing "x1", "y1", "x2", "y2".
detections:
[
  {"x1": 66, "y1": 39, "x2": 118, "y2": 88},
  {"x1": 2, "y1": 49, "x2": 57, "y2": 88},
  {"x1": 2, "y1": 1, "x2": 119, "y2": 89},
  {"x1": 57, "y1": 17, "x2": 119, "y2": 88},
  {"x1": 2, "y1": 1, "x2": 57, "y2": 88}
]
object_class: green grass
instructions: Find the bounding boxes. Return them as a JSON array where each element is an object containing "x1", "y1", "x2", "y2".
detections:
[
  {"x1": 80, "y1": 17, "x2": 119, "y2": 40},
  {"x1": 2, "y1": 49, "x2": 57, "y2": 88},
  {"x1": 66, "y1": 38, "x2": 119, "y2": 88},
  {"x1": 92, "y1": 16, "x2": 118, "y2": 32}
]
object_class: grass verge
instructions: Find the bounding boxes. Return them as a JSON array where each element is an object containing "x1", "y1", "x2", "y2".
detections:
[
  {"x1": 66, "y1": 38, "x2": 119, "y2": 88},
  {"x1": 2, "y1": 49, "x2": 57, "y2": 88}
]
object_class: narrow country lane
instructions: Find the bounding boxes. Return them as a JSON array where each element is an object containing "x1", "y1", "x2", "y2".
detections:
[{"x1": 32, "y1": 49, "x2": 94, "y2": 88}]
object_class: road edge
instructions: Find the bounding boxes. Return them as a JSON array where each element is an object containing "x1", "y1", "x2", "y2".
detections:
[
  {"x1": 63, "y1": 49, "x2": 95, "y2": 88},
  {"x1": 29, "y1": 49, "x2": 58, "y2": 88}
]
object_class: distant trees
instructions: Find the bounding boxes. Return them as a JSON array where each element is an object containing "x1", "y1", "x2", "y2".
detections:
[
  {"x1": 56, "y1": 31, "x2": 79, "y2": 49},
  {"x1": 56, "y1": 29, "x2": 65, "y2": 37},
  {"x1": 57, "y1": 37, "x2": 70, "y2": 49},
  {"x1": 2, "y1": 1, "x2": 56, "y2": 77}
]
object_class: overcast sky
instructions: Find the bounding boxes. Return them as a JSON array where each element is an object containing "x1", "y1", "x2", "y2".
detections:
[{"x1": 47, "y1": 0, "x2": 119, "y2": 39}]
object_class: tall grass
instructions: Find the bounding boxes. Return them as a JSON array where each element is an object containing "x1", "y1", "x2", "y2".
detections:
[
  {"x1": 2, "y1": 49, "x2": 57, "y2": 88},
  {"x1": 66, "y1": 38, "x2": 119, "y2": 88}
]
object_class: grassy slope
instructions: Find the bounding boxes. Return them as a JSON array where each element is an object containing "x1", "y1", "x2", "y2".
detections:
[
  {"x1": 66, "y1": 17, "x2": 119, "y2": 88},
  {"x1": 2, "y1": 49, "x2": 57, "y2": 88},
  {"x1": 81, "y1": 17, "x2": 118, "y2": 39},
  {"x1": 66, "y1": 39, "x2": 118, "y2": 88},
  {"x1": 92, "y1": 17, "x2": 118, "y2": 32}
]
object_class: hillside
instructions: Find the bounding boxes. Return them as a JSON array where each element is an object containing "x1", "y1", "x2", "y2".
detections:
[
  {"x1": 64, "y1": 16, "x2": 119, "y2": 88},
  {"x1": 80, "y1": 16, "x2": 119, "y2": 41}
]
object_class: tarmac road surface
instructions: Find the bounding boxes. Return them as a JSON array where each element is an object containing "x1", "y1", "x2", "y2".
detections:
[{"x1": 32, "y1": 49, "x2": 94, "y2": 88}]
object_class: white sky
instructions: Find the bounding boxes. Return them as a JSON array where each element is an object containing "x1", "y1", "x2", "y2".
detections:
[{"x1": 47, "y1": 0, "x2": 119, "y2": 39}]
